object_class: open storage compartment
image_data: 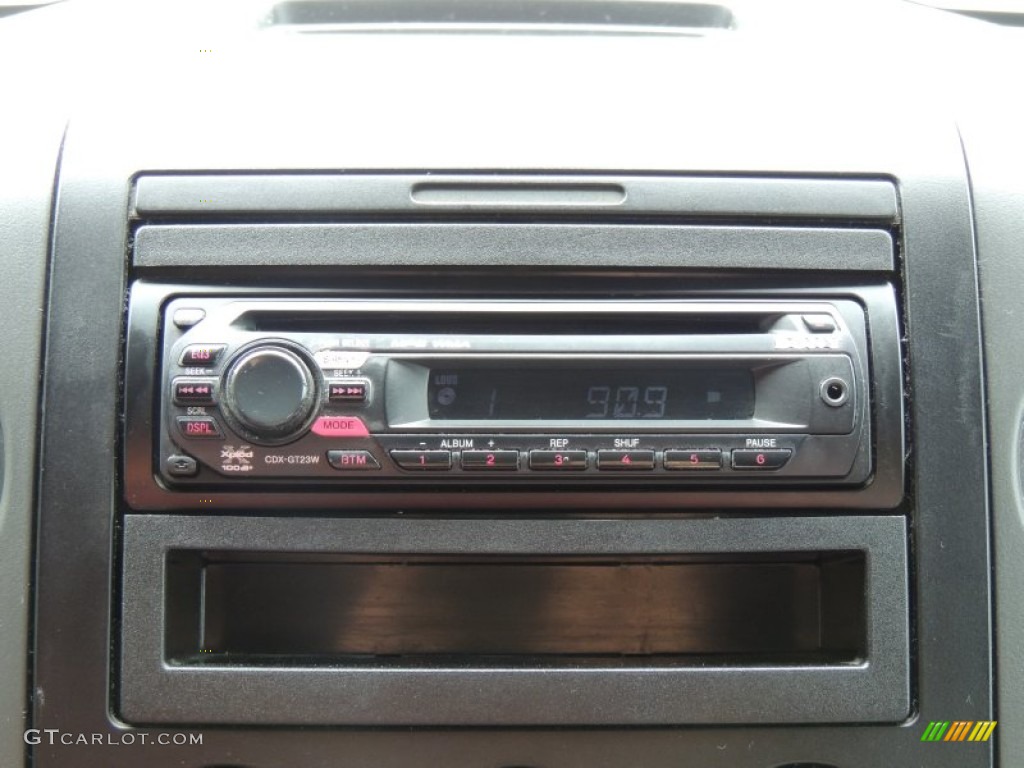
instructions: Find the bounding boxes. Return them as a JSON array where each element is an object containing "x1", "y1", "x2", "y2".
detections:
[
  {"x1": 167, "y1": 552, "x2": 865, "y2": 665},
  {"x1": 122, "y1": 515, "x2": 909, "y2": 726}
]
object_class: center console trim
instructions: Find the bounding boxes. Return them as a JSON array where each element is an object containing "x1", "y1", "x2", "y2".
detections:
[{"x1": 120, "y1": 513, "x2": 910, "y2": 726}]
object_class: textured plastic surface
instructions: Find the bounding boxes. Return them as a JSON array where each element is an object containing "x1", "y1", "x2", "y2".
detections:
[
  {"x1": 0, "y1": 61, "x2": 63, "y2": 768},
  {"x1": 133, "y1": 222, "x2": 896, "y2": 271},
  {"x1": 120, "y1": 514, "x2": 910, "y2": 725},
  {"x1": 270, "y1": 0, "x2": 735, "y2": 31},
  {"x1": 133, "y1": 174, "x2": 899, "y2": 219},
  {"x1": 962, "y1": 105, "x2": 1024, "y2": 767}
]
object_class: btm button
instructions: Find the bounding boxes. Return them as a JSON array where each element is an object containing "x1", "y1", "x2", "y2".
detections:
[
  {"x1": 327, "y1": 450, "x2": 381, "y2": 471},
  {"x1": 731, "y1": 448, "x2": 793, "y2": 470}
]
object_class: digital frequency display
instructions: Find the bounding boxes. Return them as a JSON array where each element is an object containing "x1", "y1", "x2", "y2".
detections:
[{"x1": 427, "y1": 367, "x2": 755, "y2": 421}]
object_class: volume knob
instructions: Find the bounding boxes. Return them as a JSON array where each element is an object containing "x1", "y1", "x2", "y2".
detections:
[{"x1": 221, "y1": 344, "x2": 319, "y2": 444}]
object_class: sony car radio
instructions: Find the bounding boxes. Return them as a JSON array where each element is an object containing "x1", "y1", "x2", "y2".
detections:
[{"x1": 152, "y1": 297, "x2": 875, "y2": 487}]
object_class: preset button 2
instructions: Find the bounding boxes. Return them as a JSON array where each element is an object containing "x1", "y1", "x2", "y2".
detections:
[{"x1": 461, "y1": 450, "x2": 519, "y2": 470}]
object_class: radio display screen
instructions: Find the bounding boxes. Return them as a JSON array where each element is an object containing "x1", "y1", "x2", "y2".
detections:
[{"x1": 427, "y1": 367, "x2": 755, "y2": 421}]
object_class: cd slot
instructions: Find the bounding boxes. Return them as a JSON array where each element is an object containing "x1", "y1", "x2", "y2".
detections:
[
  {"x1": 236, "y1": 309, "x2": 771, "y2": 336},
  {"x1": 166, "y1": 552, "x2": 865, "y2": 664}
]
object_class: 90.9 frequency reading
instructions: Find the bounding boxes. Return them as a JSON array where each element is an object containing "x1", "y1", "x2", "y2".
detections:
[{"x1": 427, "y1": 367, "x2": 755, "y2": 421}]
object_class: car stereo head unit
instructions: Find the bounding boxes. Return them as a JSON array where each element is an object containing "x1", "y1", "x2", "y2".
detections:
[{"x1": 153, "y1": 297, "x2": 873, "y2": 487}]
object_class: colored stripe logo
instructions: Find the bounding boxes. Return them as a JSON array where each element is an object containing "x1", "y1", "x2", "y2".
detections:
[{"x1": 921, "y1": 721, "x2": 997, "y2": 742}]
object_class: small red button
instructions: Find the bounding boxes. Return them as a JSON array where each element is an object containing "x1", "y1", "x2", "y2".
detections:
[
  {"x1": 311, "y1": 416, "x2": 369, "y2": 437},
  {"x1": 176, "y1": 416, "x2": 223, "y2": 439}
]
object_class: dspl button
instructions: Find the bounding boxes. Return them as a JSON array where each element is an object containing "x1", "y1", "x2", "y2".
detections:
[
  {"x1": 176, "y1": 416, "x2": 223, "y2": 439},
  {"x1": 731, "y1": 448, "x2": 793, "y2": 470}
]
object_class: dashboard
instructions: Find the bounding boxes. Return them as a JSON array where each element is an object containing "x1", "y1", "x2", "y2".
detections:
[{"x1": 1, "y1": 0, "x2": 1022, "y2": 766}]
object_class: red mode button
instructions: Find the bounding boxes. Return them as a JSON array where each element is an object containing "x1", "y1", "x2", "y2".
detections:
[{"x1": 311, "y1": 416, "x2": 369, "y2": 437}]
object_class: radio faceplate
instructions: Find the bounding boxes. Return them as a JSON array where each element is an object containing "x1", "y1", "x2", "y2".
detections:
[{"x1": 152, "y1": 297, "x2": 875, "y2": 488}]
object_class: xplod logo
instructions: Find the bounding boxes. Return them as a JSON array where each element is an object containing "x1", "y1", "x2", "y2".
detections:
[{"x1": 921, "y1": 720, "x2": 997, "y2": 742}]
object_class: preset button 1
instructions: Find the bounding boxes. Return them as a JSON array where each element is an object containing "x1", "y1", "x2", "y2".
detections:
[{"x1": 390, "y1": 450, "x2": 452, "y2": 470}]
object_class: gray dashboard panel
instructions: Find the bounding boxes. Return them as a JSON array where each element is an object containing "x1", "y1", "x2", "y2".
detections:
[
  {"x1": 6, "y1": 0, "x2": 1006, "y2": 766},
  {"x1": 120, "y1": 514, "x2": 910, "y2": 726},
  {"x1": 31, "y1": 114, "x2": 992, "y2": 768},
  {"x1": 0, "y1": 111, "x2": 63, "y2": 768},
  {"x1": 133, "y1": 174, "x2": 900, "y2": 219},
  {"x1": 962, "y1": 107, "x2": 1024, "y2": 768},
  {"x1": 134, "y1": 221, "x2": 895, "y2": 271}
]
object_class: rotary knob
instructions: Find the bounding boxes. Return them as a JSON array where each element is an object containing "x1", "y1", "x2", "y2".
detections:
[{"x1": 220, "y1": 344, "x2": 319, "y2": 444}]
